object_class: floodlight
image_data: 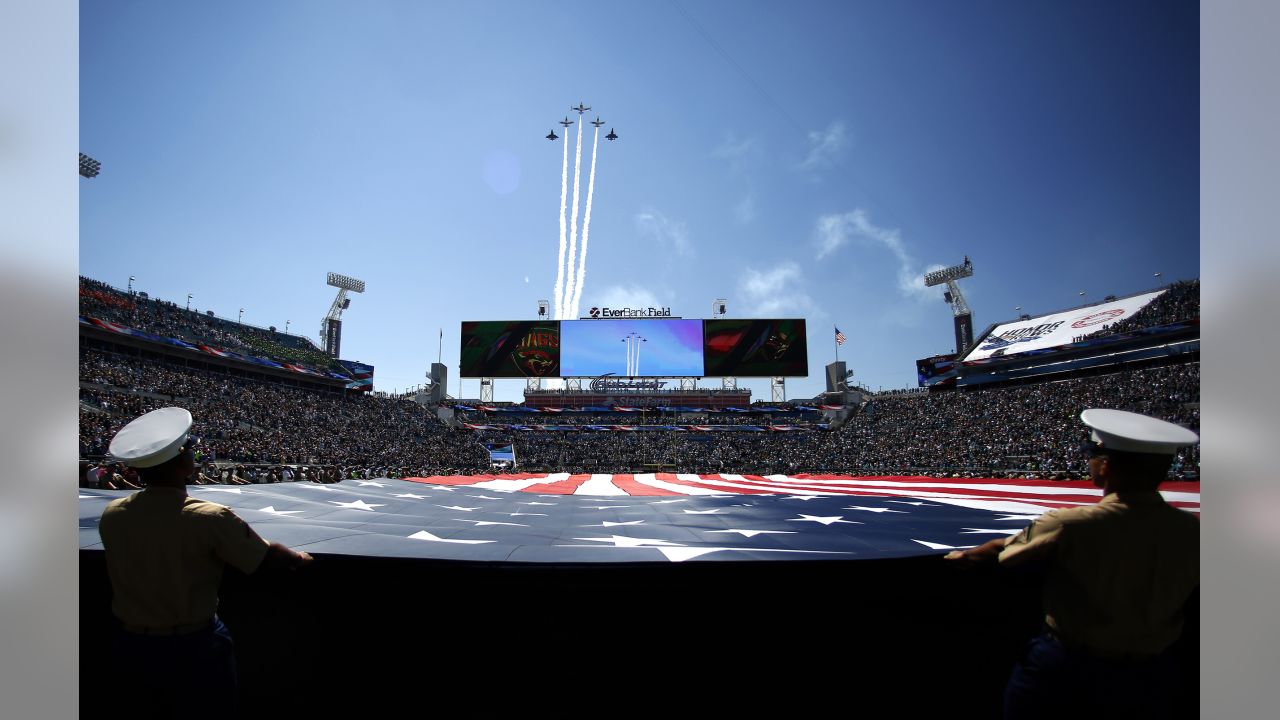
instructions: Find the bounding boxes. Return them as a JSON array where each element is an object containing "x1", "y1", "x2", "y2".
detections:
[
  {"x1": 79, "y1": 152, "x2": 101, "y2": 178},
  {"x1": 326, "y1": 272, "x2": 366, "y2": 293}
]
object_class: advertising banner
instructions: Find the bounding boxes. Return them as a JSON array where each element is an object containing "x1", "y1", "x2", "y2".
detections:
[
  {"x1": 916, "y1": 353, "x2": 959, "y2": 388},
  {"x1": 964, "y1": 291, "x2": 1165, "y2": 361}
]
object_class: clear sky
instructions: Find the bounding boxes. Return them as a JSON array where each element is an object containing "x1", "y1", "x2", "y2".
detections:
[{"x1": 79, "y1": 0, "x2": 1199, "y2": 401}]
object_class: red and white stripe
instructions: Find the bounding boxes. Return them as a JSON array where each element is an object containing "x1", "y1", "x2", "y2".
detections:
[{"x1": 406, "y1": 473, "x2": 1200, "y2": 515}]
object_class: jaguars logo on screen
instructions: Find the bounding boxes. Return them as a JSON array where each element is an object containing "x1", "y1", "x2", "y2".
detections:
[
  {"x1": 589, "y1": 307, "x2": 601, "y2": 318},
  {"x1": 511, "y1": 326, "x2": 558, "y2": 377}
]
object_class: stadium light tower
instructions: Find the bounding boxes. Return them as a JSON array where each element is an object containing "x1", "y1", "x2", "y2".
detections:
[
  {"x1": 79, "y1": 152, "x2": 101, "y2": 178},
  {"x1": 186, "y1": 294, "x2": 193, "y2": 311},
  {"x1": 711, "y1": 298, "x2": 737, "y2": 390},
  {"x1": 923, "y1": 256, "x2": 975, "y2": 356},
  {"x1": 128, "y1": 276, "x2": 135, "y2": 295},
  {"x1": 321, "y1": 272, "x2": 366, "y2": 358}
]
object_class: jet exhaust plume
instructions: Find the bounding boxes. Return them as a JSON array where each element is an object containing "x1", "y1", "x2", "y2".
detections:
[
  {"x1": 569, "y1": 125, "x2": 601, "y2": 318},
  {"x1": 563, "y1": 119, "x2": 586, "y2": 319},
  {"x1": 553, "y1": 124, "x2": 570, "y2": 319}
]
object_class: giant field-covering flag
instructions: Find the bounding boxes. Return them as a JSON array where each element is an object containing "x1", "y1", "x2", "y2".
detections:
[{"x1": 79, "y1": 475, "x2": 1199, "y2": 563}]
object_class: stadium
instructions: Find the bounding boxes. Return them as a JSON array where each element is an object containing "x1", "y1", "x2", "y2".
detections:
[
  {"x1": 78, "y1": 273, "x2": 1200, "y2": 715},
  {"x1": 71, "y1": 3, "x2": 1208, "y2": 715}
]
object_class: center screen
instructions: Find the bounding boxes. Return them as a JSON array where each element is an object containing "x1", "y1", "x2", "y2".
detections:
[{"x1": 560, "y1": 319, "x2": 705, "y2": 377}]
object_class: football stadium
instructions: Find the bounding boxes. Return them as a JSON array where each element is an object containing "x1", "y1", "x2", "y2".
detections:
[
  {"x1": 78, "y1": 275, "x2": 1199, "y2": 714},
  {"x1": 75, "y1": 3, "x2": 1204, "y2": 716}
]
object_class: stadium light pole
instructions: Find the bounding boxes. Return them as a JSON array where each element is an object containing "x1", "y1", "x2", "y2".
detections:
[
  {"x1": 239, "y1": 308, "x2": 244, "y2": 324},
  {"x1": 1078, "y1": 291, "x2": 1086, "y2": 303},
  {"x1": 285, "y1": 320, "x2": 290, "y2": 335},
  {"x1": 1154, "y1": 272, "x2": 1163, "y2": 286},
  {"x1": 128, "y1": 276, "x2": 135, "y2": 295},
  {"x1": 186, "y1": 294, "x2": 193, "y2": 311}
]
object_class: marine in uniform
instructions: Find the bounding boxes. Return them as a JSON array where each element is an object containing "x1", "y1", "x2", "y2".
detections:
[
  {"x1": 947, "y1": 408, "x2": 1199, "y2": 719},
  {"x1": 100, "y1": 407, "x2": 313, "y2": 718}
]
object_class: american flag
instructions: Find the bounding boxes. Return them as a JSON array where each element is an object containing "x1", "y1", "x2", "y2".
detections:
[
  {"x1": 79, "y1": 474, "x2": 1200, "y2": 564},
  {"x1": 835, "y1": 326, "x2": 847, "y2": 345}
]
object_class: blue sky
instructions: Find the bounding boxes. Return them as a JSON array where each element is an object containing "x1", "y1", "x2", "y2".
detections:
[{"x1": 79, "y1": 0, "x2": 1198, "y2": 400}]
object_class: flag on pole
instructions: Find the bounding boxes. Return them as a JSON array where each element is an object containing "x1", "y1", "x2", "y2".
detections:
[{"x1": 835, "y1": 326, "x2": 847, "y2": 346}]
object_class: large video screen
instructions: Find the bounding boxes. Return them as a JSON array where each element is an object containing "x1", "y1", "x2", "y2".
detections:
[
  {"x1": 964, "y1": 290, "x2": 1165, "y2": 361},
  {"x1": 460, "y1": 321, "x2": 560, "y2": 378},
  {"x1": 703, "y1": 319, "x2": 808, "y2": 377},
  {"x1": 560, "y1": 319, "x2": 704, "y2": 377}
]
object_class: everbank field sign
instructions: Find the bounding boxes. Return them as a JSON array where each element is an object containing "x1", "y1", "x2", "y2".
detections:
[{"x1": 587, "y1": 307, "x2": 674, "y2": 318}]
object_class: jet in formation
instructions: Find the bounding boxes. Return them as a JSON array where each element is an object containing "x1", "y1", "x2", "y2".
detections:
[
  {"x1": 606, "y1": 128, "x2": 619, "y2": 141},
  {"x1": 559, "y1": 117, "x2": 574, "y2": 128},
  {"x1": 590, "y1": 117, "x2": 605, "y2": 128},
  {"x1": 571, "y1": 102, "x2": 591, "y2": 114},
  {"x1": 546, "y1": 129, "x2": 559, "y2": 141}
]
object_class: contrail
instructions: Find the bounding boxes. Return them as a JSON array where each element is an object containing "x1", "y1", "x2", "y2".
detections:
[
  {"x1": 563, "y1": 118, "x2": 585, "y2": 319},
  {"x1": 553, "y1": 120, "x2": 570, "y2": 319},
  {"x1": 569, "y1": 125, "x2": 601, "y2": 319}
]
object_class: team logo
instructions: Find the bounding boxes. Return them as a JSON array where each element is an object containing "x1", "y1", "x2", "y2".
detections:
[
  {"x1": 589, "y1": 307, "x2": 601, "y2": 318},
  {"x1": 511, "y1": 326, "x2": 558, "y2": 377},
  {"x1": 1071, "y1": 309, "x2": 1125, "y2": 328}
]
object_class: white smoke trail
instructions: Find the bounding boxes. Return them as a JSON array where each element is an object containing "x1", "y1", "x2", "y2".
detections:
[
  {"x1": 563, "y1": 119, "x2": 585, "y2": 319},
  {"x1": 569, "y1": 126, "x2": 601, "y2": 319},
  {"x1": 553, "y1": 123, "x2": 570, "y2": 319}
]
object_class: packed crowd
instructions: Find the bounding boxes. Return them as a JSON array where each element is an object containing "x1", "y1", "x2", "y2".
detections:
[
  {"x1": 454, "y1": 410, "x2": 824, "y2": 427},
  {"x1": 79, "y1": 277, "x2": 342, "y2": 372},
  {"x1": 1092, "y1": 279, "x2": 1199, "y2": 337},
  {"x1": 81, "y1": 345, "x2": 1199, "y2": 481}
]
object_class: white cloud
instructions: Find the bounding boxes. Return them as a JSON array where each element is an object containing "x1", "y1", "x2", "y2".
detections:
[
  {"x1": 635, "y1": 210, "x2": 694, "y2": 257},
  {"x1": 523, "y1": 276, "x2": 529, "y2": 284},
  {"x1": 800, "y1": 121, "x2": 849, "y2": 171},
  {"x1": 738, "y1": 262, "x2": 821, "y2": 317},
  {"x1": 812, "y1": 209, "x2": 944, "y2": 302}
]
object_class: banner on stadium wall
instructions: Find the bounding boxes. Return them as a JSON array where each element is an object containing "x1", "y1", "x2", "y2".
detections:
[
  {"x1": 338, "y1": 359, "x2": 375, "y2": 392},
  {"x1": 484, "y1": 443, "x2": 517, "y2": 468},
  {"x1": 916, "y1": 353, "x2": 959, "y2": 388},
  {"x1": 963, "y1": 290, "x2": 1165, "y2": 362}
]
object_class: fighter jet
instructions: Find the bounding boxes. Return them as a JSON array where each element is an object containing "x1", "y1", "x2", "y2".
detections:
[
  {"x1": 571, "y1": 102, "x2": 591, "y2": 114},
  {"x1": 605, "y1": 128, "x2": 619, "y2": 141},
  {"x1": 590, "y1": 117, "x2": 605, "y2": 128},
  {"x1": 559, "y1": 117, "x2": 574, "y2": 128},
  {"x1": 546, "y1": 129, "x2": 559, "y2": 141}
]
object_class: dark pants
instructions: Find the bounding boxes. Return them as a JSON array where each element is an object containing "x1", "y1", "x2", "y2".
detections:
[
  {"x1": 111, "y1": 616, "x2": 238, "y2": 719},
  {"x1": 1004, "y1": 630, "x2": 1177, "y2": 720}
]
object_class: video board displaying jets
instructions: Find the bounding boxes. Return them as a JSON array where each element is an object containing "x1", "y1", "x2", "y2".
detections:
[{"x1": 459, "y1": 319, "x2": 808, "y2": 378}]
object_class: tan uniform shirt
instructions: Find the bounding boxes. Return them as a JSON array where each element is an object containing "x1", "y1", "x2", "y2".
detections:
[
  {"x1": 100, "y1": 486, "x2": 270, "y2": 628},
  {"x1": 999, "y1": 491, "x2": 1199, "y2": 658}
]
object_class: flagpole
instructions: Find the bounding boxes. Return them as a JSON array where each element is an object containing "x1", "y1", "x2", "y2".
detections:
[
  {"x1": 438, "y1": 328, "x2": 442, "y2": 365},
  {"x1": 834, "y1": 325, "x2": 840, "y2": 362}
]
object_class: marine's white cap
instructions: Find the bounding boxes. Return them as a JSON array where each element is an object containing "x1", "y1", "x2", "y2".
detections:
[
  {"x1": 108, "y1": 407, "x2": 194, "y2": 468},
  {"x1": 1080, "y1": 408, "x2": 1199, "y2": 455}
]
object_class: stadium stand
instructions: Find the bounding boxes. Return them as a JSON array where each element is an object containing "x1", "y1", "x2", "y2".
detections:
[
  {"x1": 79, "y1": 276, "x2": 343, "y2": 372},
  {"x1": 80, "y1": 347, "x2": 1198, "y2": 480},
  {"x1": 1091, "y1": 279, "x2": 1199, "y2": 337}
]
